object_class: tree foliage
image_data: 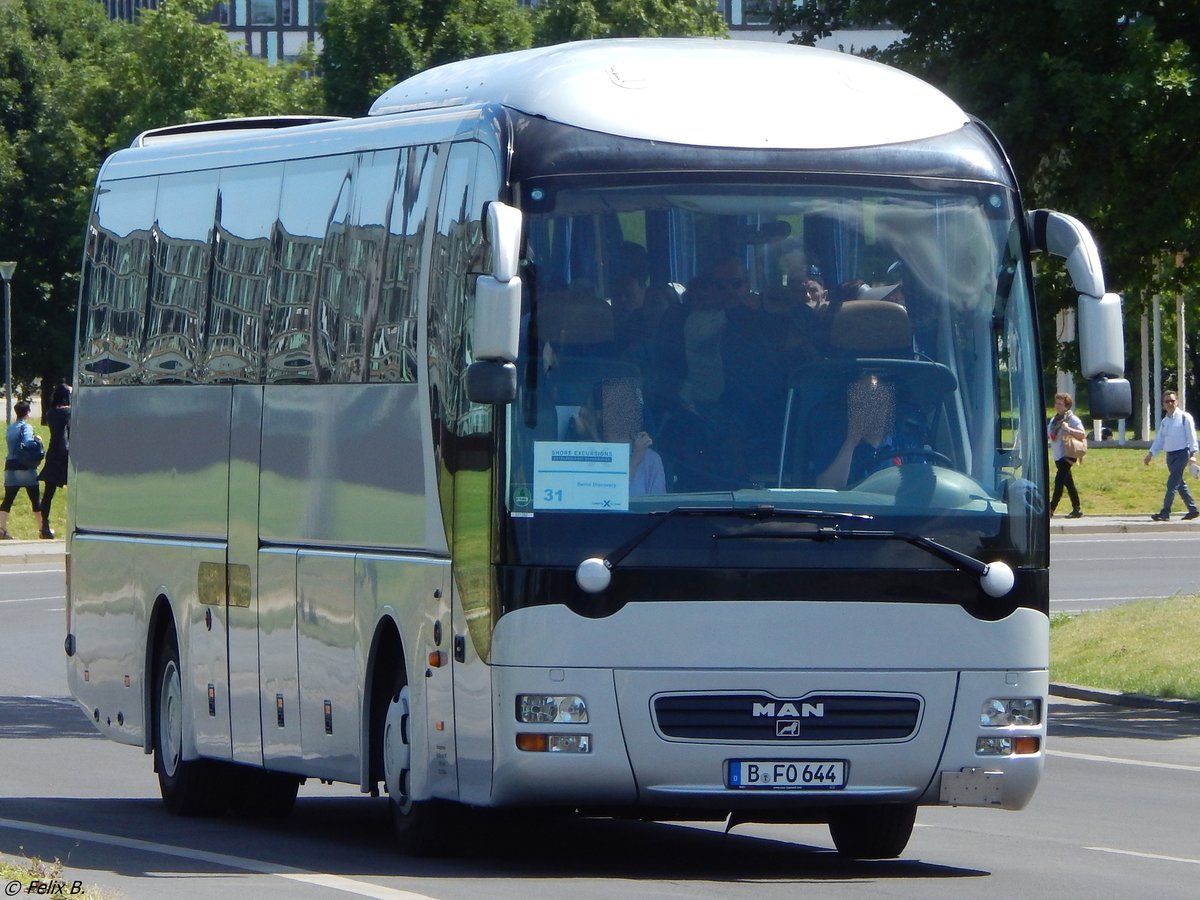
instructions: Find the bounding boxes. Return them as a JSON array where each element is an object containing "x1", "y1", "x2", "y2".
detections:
[
  {"x1": 0, "y1": 0, "x2": 322, "y2": 392},
  {"x1": 532, "y1": 0, "x2": 726, "y2": 44},
  {"x1": 104, "y1": 0, "x2": 322, "y2": 148},
  {"x1": 0, "y1": 0, "x2": 118, "y2": 392},
  {"x1": 319, "y1": 0, "x2": 726, "y2": 116},
  {"x1": 320, "y1": 0, "x2": 535, "y2": 116}
]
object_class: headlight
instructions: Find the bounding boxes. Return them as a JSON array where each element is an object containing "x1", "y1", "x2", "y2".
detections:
[
  {"x1": 980, "y1": 698, "x2": 1041, "y2": 727},
  {"x1": 516, "y1": 694, "x2": 589, "y2": 724}
]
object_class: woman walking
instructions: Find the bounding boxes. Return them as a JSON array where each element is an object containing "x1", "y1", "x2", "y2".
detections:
[
  {"x1": 1047, "y1": 391, "x2": 1085, "y2": 518},
  {"x1": 38, "y1": 384, "x2": 70, "y2": 539}
]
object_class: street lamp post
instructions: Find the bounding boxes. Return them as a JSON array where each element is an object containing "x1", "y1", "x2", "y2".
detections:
[{"x1": 0, "y1": 262, "x2": 14, "y2": 425}]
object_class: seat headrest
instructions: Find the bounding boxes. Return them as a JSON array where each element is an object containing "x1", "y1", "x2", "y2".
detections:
[
  {"x1": 538, "y1": 293, "x2": 614, "y2": 345},
  {"x1": 829, "y1": 299, "x2": 913, "y2": 355}
]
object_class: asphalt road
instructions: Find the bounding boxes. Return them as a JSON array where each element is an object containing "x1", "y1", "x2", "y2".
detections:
[
  {"x1": 1, "y1": 554, "x2": 1198, "y2": 898},
  {"x1": 1049, "y1": 531, "x2": 1200, "y2": 611}
]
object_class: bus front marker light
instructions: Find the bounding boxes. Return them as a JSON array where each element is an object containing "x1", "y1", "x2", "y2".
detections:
[
  {"x1": 980, "y1": 698, "x2": 1041, "y2": 727},
  {"x1": 576, "y1": 557, "x2": 611, "y2": 594},
  {"x1": 517, "y1": 694, "x2": 589, "y2": 724},
  {"x1": 979, "y1": 560, "x2": 1014, "y2": 598}
]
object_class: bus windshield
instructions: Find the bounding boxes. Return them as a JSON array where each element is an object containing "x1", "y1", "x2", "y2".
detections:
[{"x1": 505, "y1": 175, "x2": 1045, "y2": 566}]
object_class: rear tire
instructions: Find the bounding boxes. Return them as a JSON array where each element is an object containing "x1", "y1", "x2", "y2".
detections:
[
  {"x1": 152, "y1": 631, "x2": 229, "y2": 816},
  {"x1": 828, "y1": 803, "x2": 917, "y2": 859}
]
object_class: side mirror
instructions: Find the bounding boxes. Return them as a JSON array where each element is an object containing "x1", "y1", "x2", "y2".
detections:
[
  {"x1": 1028, "y1": 210, "x2": 1129, "y2": 410},
  {"x1": 466, "y1": 360, "x2": 517, "y2": 405},
  {"x1": 1088, "y1": 376, "x2": 1132, "y2": 420},
  {"x1": 484, "y1": 200, "x2": 521, "y2": 282},
  {"x1": 468, "y1": 201, "x2": 523, "y2": 405}
]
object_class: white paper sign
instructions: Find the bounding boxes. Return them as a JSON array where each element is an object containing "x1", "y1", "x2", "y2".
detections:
[{"x1": 533, "y1": 441, "x2": 630, "y2": 511}]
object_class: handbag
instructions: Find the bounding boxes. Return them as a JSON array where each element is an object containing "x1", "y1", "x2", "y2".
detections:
[
  {"x1": 1061, "y1": 430, "x2": 1087, "y2": 461},
  {"x1": 15, "y1": 434, "x2": 44, "y2": 469}
]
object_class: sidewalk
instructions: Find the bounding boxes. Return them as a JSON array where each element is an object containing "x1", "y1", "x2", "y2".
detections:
[
  {"x1": 1050, "y1": 512, "x2": 1200, "y2": 535},
  {"x1": 0, "y1": 537, "x2": 63, "y2": 565}
]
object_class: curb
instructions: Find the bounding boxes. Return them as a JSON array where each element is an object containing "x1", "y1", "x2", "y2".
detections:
[
  {"x1": 1050, "y1": 518, "x2": 1199, "y2": 535},
  {"x1": 1050, "y1": 682, "x2": 1200, "y2": 714},
  {"x1": 0, "y1": 540, "x2": 65, "y2": 566}
]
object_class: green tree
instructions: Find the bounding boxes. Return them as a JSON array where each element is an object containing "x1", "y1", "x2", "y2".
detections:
[
  {"x1": 104, "y1": 0, "x2": 323, "y2": 148},
  {"x1": 770, "y1": 1, "x2": 1200, "y2": 406},
  {"x1": 532, "y1": 0, "x2": 726, "y2": 44},
  {"x1": 1, "y1": 0, "x2": 324, "y2": 395},
  {"x1": 320, "y1": 0, "x2": 535, "y2": 116},
  {"x1": 0, "y1": 0, "x2": 118, "y2": 394}
]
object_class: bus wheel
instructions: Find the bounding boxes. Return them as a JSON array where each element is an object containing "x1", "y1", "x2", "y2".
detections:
[
  {"x1": 828, "y1": 803, "x2": 917, "y2": 859},
  {"x1": 383, "y1": 685, "x2": 454, "y2": 854},
  {"x1": 153, "y1": 633, "x2": 228, "y2": 816}
]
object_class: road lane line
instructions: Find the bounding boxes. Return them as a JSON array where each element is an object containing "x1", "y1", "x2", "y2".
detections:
[
  {"x1": 1086, "y1": 847, "x2": 1200, "y2": 867},
  {"x1": 1048, "y1": 749, "x2": 1200, "y2": 772},
  {"x1": 0, "y1": 596, "x2": 65, "y2": 604},
  {"x1": 0, "y1": 817, "x2": 439, "y2": 899}
]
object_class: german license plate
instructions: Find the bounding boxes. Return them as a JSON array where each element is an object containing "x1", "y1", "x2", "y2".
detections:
[{"x1": 727, "y1": 759, "x2": 846, "y2": 789}]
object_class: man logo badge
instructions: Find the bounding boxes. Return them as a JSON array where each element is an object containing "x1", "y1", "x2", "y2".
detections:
[
  {"x1": 776, "y1": 720, "x2": 801, "y2": 737},
  {"x1": 752, "y1": 701, "x2": 826, "y2": 718}
]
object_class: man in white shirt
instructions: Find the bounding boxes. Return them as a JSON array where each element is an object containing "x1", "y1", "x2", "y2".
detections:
[{"x1": 1143, "y1": 391, "x2": 1200, "y2": 521}]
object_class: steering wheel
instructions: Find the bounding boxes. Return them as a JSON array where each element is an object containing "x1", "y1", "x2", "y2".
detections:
[{"x1": 891, "y1": 448, "x2": 955, "y2": 469}]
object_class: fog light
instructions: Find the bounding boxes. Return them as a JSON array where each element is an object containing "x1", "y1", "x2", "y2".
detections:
[
  {"x1": 976, "y1": 736, "x2": 1013, "y2": 755},
  {"x1": 980, "y1": 698, "x2": 1041, "y2": 727},
  {"x1": 516, "y1": 732, "x2": 591, "y2": 753},
  {"x1": 977, "y1": 735, "x2": 1040, "y2": 756},
  {"x1": 516, "y1": 694, "x2": 589, "y2": 724}
]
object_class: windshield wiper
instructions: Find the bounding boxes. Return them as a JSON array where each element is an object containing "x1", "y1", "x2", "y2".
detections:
[
  {"x1": 574, "y1": 506, "x2": 873, "y2": 593},
  {"x1": 718, "y1": 522, "x2": 1016, "y2": 598},
  {"x1": 576, "y1": 510, "x2": 1014, "y2": 600}
]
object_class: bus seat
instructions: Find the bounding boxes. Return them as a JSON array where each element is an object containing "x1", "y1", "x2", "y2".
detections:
[
  {"x1": 538, "y1": 291, "x2": 615, "y2": 350},
  {"x1": 828, "y1": 299, "x2": 913, "y2": 358}
]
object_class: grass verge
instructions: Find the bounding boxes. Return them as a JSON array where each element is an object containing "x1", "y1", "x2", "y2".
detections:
[
  {"x1": 0, "y1": 856, "x2": 103, "y2": 899},
  {"x1": 1051, "y1": 595, "x2": 1200, "y2": 700}
]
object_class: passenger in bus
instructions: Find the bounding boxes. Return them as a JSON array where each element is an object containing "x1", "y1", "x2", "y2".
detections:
[
  {"x1": 814, "y1": 373, "x2": 925, "y2": 488},
  {"x1": 612, "y1": 272, "x2": 666, "y2": 371},
  {"x1": 0, "y1": 401, "x2": 44, "y2": 539},
  {"x1": 654, "y1": 273, "x2": 723, "y2": 415},
  {"x1": 571, "y1": 378, "x2": 666, "y2": 496}
]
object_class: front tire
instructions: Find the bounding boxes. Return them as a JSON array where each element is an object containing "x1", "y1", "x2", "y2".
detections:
[
  {"x1": 153, "y1": 631, "x2": 229, "y2": 815},
  {"x1": 828, "y1": 803, "x2": 917, "y2": 859},
  {"x1": 383, "y1": 685, "x2": 456, "y2": 854}
]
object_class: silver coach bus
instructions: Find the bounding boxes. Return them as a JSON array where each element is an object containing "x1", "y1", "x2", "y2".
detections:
[{"x1": 66, "y1": 39, "x2": 1130, "y2": 859}]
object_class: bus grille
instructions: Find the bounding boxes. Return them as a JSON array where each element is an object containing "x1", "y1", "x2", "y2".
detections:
[{"x1": 653, "y1": 694, "x2": 921, "y2": 742}]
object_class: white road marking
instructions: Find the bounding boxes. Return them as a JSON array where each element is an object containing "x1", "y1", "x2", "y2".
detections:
[
  {"x1": 0, "y1": 596, "x2": 64, "y2": 604},
  {"x1": 0, "y1": 817, "x2": 440, "y2": 899},
  {"x1": 1048, "y1": 749, "x2": 1200, "y2": 773},
  {"x1": 1086, "y1": 846, "x2": 1200, "y2": 867}
]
